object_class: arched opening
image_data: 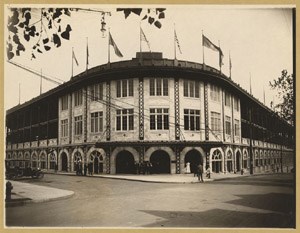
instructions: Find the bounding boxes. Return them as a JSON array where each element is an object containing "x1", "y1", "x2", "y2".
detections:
[
  {"x1": 150, "y1": 150, "x2": 170, "y2": 174},
  {"x1": 61, "y1": 152, "x2": 68, "y2": 171},
  {"x1": 243, "y1": 151, "x2": 249, "y2": 169},
  {"x1": 236, "y1": 151, "x2": 241, "y2": 172},
  {"x1": 184, "y1": 150, "x2": 203, "y2": 174},
  {"x1": 73, "y1": 152, "x2": 82, "y2": 173},
  {"x1": 116, "y1": 150, "x2": 135, "y2": 174},
  {"x1": 212, "y1": 150, "x2": 222, "y2": 173},
  {"x1": 226, "y1": 151, "x2": 233, "y2": 173}
]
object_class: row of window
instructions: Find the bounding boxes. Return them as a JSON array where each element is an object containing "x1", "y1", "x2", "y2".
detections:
[
  {"x1": 60, "y1": 109, "x2": 240, "y2": 136},
  {"x1": 61, "y1": 81, "x2": 240, "y2": 111}
]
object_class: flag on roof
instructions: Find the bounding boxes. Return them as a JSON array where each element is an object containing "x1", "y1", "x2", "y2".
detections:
[{"x1": 109, "y1": 32, "x2": 123, "y2": 58}]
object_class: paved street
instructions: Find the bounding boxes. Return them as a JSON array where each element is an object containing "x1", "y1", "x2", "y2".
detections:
[{"x1": 5, "y1": 173, "x2": 295, "y2": 228}]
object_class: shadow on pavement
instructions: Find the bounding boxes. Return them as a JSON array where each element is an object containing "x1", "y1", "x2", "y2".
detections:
[{"x1": 141, "y1": 208, "x2": 295, "y2": 228}]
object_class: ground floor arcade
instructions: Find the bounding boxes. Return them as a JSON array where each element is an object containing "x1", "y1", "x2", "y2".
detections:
[{"x1": 6, "y1": 142, "x2": 293, "y2": 175}]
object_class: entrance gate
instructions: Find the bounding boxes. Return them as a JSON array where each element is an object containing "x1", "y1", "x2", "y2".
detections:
[
  {"x1": 184, "y1": 150, "x2": 203, "y2": 174},
  {"x1": 116, "y1": 151, "x2": 135, "y2": 174},
  {"x1": 150, "y1": 150, "x2": 170, "y2": 174}
]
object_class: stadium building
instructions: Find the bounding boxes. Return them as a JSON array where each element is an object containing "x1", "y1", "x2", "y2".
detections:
[{"x1": 5, "y1": 52, "x2": 294, "y2": 175}]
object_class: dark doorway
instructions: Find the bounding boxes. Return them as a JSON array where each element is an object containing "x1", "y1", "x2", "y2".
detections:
[
  {"x1": 212, "y1": 150, "x2": 222, "y2": 173},
  {"x1": 94, "y1": 157, "x2": 99, "y2": 174},
  {"x1": 150, "y1": 150, "x2": 170, "y2": 174},
  {"x1": 236, "y1": 151, "x2": 241, "y2": 172},
  {"x1": 116, "y1": 151, "x2": 135, "y2": 174},
  {"x1": 185, "y1": 150, "x2": 203, "y2": 174},
  {"x1": 61, "y1": 153, "x2": 68, "y2": 172}
]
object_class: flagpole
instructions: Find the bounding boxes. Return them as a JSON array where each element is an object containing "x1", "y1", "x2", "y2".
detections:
[
  {"x1": 108, "y1": 28, "x2": 110, "y2": 64},
  {"x1": 86, "y1": 37, "x2": 88, "y2": 71},
  {"x1": 250, "y1": 72, "x2": 252, "y2": 95},
  {"x1": 18, "y1": 83, "x2": 20, "y2": 105},
  {"x1": 218, "y1": 40, "x2": 221, "y2": 73},
  {"x1": 140, "y1": 23, "x2": 142, "y2": 63},
  {"x1": 263, "y1": 87, "x2": 266, "y2": 105},
  {"x1": 72, "y1": 47, "x2": 74, "y2": 77},
  {"x1": 202, "y1": 30, "x2": 205, "y2": 66},
  {"x1": 174, "y1": 23, "x2": 176, "y2": 60},
  {"x1": 40, "y1": 69, "x2": 42, "y2": 95},
  {"x1": 229, "y1": 51, "x2": 231, "y2": 79}
]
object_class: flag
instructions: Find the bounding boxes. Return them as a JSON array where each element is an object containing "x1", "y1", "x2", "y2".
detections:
[
  {"x1": 174, "y1": 29, "x2": 182, "y2": 54},
  {"x1": 219, "y1": 49, "x2": 224, "y2": 67},
  {"x1": 140, "y1": 27, "x2": 151, "y2": 51},
  {"x1": 72, "y1": 50, "x2": 79, "y2": 66},
  {"x1": 202, "y1": 34, "x2": 219, "y2": 52},
  {"x1": 109, "y1": 32, "x2": 123, "y2": 58},
  {"x1": 203, "y1": 34, "x2": 224, "y2": 68}
]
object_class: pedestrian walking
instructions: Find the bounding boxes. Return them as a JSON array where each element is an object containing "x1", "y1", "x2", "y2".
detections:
[
  {"x1": 206, "y1": 166, "x2": 211, "y2": 179},
  {"x1": 197, "y1": 164, "x2": 204, "y2": 182},
  {"x1": 88, "y1": 162, "x2": 93, "y2": 176},
  {"x1": 84, "y1": 163, "x2": 87, "y2": 176},
  {"x1": 186, "y1": 162, "x2": 191, "y2": 174}
]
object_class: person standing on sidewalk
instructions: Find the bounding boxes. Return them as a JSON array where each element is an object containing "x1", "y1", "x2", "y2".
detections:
[{"x1": 197, "y1": 164, "x2": 204, "y2": 182}]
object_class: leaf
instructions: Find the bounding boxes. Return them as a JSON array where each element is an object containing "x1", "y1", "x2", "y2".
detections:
[
  {"x1": 65, "y1": 24, "x2": 72, "y2": 32},
  {"x1": 7, "y1": 50, "x2": 14, "y2": 60},
  {"x1": 31, "y1": 53, "x2": 36, "y2": 59},
  {"x1": 53, "y1": 8, "x2": 62, "y2": 20},
  {"x1": 58, "y1": 25, "x2": 61, "y2": 32},
  {"x1": 44, "y1": 45, "x2": 51, "y2": 51},
  {"x1": 48, "y1": 19, "x2": 52, "y2": 29},
  {"x1": 37, "y1": 48, "x2": 43, "y2": 53},
  {"x1": 148, "y1": 17, "x2": 155, "y2": 24},
  {"x1": 158, "y1": 12, "x2": 165, "y2": 19},
  {"x1": 64, "y1": 8, "x2": 71, "y2": 16},
  {"x1": 154, "y1": 20, "x2": 162, "y2": 28},
  {"x1": 142, "y1": 15, "x2": 147, "y2": 20},
  {"x1": 11, "y1": 10, "x2": 19, "y2": 25},
  {"x1": 131, "y1": 8, "x2": 142, "y2": 16},
  {"x1": 43, "y1": 38, "x2": 49, "y2": 44},
  {"x1": 53, "y1": 34, "x2": 61, "y2": 47},
  {"x1": 24, "y1": 33, "x2": 30, "y2": 41},
  {"x1": 18, "y1": 22, "x2": 24, "y2": 28},
  {"x1": 13, "y1": 34, "x2": 20, "y2": 44},
  {"x1": 57, "y1": 18, "x2": 61, "y2": 23},
  {"x1": 17, "y1": 43, "x2": 25, "y2": 51},
  {"x1": 24, "y1": 12, "x2": 31, "y2": 21},
  {"x1": 8, "y1": 24, "x2": 18, "y2": 34},
  {"x1": 16, "y1": 49, "x2": 20, "y2": 56},
  {"x1": 61, "y1": 28, "x2": 70, "y2": 40}
]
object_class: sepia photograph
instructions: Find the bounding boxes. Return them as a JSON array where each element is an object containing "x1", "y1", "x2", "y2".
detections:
[{"x1": 3, "y1": 4, "x2": 295, "y2": 229}]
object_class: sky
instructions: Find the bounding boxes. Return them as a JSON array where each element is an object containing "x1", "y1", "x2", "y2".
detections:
[{"x1": 4, "y1": 5, "x2": 294, "y2": 111}]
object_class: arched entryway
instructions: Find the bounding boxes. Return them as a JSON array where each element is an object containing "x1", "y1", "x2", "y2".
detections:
[
  {"x1": 236, "y1": 151, "x2": 242, "y2": 172},
  {"x1": 91, "y1": 151, "x2": 104, "y2": 174},
  {"x1": 116, "y1": 150, "x2": 135, "y2": 174},
  {"x1": 226, "y1": 150, "x2": 233, "y2": 173},
  {"x1": 61, "y1": 152, "x2": 68, "y2": 172},
  {"x1": 211, "y1": 150, "x2": 222, "y2": 173},
  {"x1": 150, "y1": 150, "x2": 170, "y2": 174},
  {"x1": 184, "y1": 150, "x2": 203, "y2": 174}
]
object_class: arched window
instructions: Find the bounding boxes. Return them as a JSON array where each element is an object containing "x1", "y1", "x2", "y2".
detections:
[{"x1": 211, "y1": 150, "x2": 222, "y2": 173}]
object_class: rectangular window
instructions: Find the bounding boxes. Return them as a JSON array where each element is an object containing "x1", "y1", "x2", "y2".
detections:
[
  {"x1": 91, "y1": 83, "x2": 103, "y2": 101},
  {"x1": 211, "y1": 112, "x2": 221, "y2": 134},
  {"x1": 234, "y1": 97, "x2": 239, "y2": 111},
  {"x1": 184, "y1": 80, "x2": 200, "y2": 98},
  {"x1": 74, "y1": 115, "x2": 83, "y2": 135},
  {"x1": 184, "y1": 109, "x2": 200, "y2": 131},
  {"x1": 210, "y1": 85, "x2": 220, "y2": 102},
  {"x1": 61, "y1": 95, "x2": 68, "y2": 110},
  {"x1": 234, "y1": 119, "x2": 240, "y2": 136},
  {"x1": 149, "y1": 78, "x2": 168, "y2": 96},
  {"x1": 225, "y1": 92, "x2": 231, "y2": 107},
  {"x1": 116, "y1": 109, "x2": 134, "y2": 131},
  {"x1": 225, "y1": 116, "x2": 231, "y2": 135},
  {"x1": 116, "y1": 81, "x2": 121, "y2": 98},
  {"x1": 61, "y1": 119, "x2": 68, "y2": 137},
  {"x1": 91, "y1": 112, "x2": 103, "y2": 133},
  {"x1": 116, "y1": 79, "x2": 134, "y2": 98},
  {"x1": 150, "y1": 108, "x2": 169, "y2": 130},
  {"x1": 74, "y1": 89, "x2": 83, "y2": 107}
]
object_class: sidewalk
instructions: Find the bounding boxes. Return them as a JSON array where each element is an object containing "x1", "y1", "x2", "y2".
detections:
[
  {"x1": 5, "y1": 171, "x2": 283, "y2": 207},
  {"x1": 5, "y1": 180, "x2": 74, "y2": 207}
]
